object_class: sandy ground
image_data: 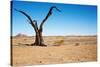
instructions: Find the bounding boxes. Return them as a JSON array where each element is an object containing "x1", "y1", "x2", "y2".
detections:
[{"x1": 11, "y1": 36, "x2": 97, "y2": 66}]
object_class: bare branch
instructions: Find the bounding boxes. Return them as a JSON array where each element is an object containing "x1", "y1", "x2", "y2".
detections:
[
  {"x1": 39, "y1": 6, "x2": 61, "y2": 32},
  {"x1": 27, "y1": 19, "x2": 31, "y2": 24},
  {"x1": 33, "y1": 20, "x2": 39, "y2": 33},
  {"x1": 14, "y1": 9, "x2": 38, "y2": 32}
]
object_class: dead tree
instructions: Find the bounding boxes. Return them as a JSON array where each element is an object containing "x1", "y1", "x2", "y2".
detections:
[{"x1": 14, "y1": 6, "x2": 61, "y2": 46}]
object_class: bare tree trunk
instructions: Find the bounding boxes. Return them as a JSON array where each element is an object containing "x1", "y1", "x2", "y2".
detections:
[
  {"x1": 39, "y1": 30, "x2": 45, "y2": 46},
  {"x1": 31, "y1": 30, "x2": 46, "y2": 46},
  {"x1": 34, "y1": 32, "x2": 40, "y2": 46}
]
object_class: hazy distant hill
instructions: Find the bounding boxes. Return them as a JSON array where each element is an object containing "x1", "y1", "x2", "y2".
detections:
[{"x1": 14, "y1": 33, "x2": 28, "y2": 38}]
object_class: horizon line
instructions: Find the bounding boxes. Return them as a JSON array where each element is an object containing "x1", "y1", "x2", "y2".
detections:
[{"x1": 11, "y1": 34, "x2": 97, "y2": 37}]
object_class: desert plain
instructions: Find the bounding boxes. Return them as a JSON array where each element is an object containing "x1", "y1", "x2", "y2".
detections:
[{"x1": 11, "y1": 34, "x2": 97, "y2": 66}]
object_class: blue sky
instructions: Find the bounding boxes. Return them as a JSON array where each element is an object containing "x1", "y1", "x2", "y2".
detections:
[{"x1": 12, "y1": 1, "x2": 97, "y2": 36}]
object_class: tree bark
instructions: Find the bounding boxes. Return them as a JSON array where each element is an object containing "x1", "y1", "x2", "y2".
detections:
[{"x1": 30, "y1": 30, "x2": 46, "y2": 46}]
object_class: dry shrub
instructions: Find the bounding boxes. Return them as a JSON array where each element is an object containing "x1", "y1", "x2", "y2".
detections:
[
  {"x1": 54, "y1": 40, "x2": 64, "y2": 46},
  {"x1": 75, "y1": 43, "x2": 80, "y2": 46}
]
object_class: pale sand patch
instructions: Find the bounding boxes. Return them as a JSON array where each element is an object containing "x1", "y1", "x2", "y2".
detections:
[{"x1": 11, "y1": 36, "x2": 97, "y2": 66}]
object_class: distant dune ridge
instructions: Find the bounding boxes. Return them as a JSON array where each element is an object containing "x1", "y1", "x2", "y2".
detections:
[{"x1": 11, "y1": 35, "x2": 97, "y2": 66}]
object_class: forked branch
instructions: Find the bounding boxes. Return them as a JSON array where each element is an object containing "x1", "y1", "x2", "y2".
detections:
[{"x1": 39, "y1": 6, "x2": 61, "y2": 32}]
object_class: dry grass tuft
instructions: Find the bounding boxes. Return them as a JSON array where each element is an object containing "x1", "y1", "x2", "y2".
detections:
[
  {"x1": 75, "y1": 43, "x2": 80, "y2": 46},
  {"x1": 54, "y1": 40, "x2": 64, "y2": 46}
]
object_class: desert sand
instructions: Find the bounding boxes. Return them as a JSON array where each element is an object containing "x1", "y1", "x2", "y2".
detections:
[{"x1": 11, "y1": 35, "x2": 97, "y2": 66}]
